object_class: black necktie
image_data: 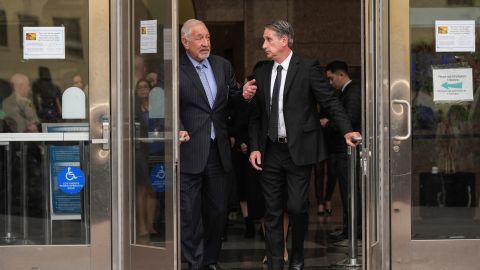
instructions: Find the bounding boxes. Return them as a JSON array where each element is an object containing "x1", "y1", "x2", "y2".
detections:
[{"x1": 269, "y1": 65, "x2": 283, "y2": 141}]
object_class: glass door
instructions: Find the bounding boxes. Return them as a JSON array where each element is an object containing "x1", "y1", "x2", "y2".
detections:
[
  {"x1": 0, "y1": 0, "x2": 111, "y2": 269},
  {"x1": 127, "y1": 0, "x2": 177, "y2": 269},
  {"x1": 390, "y1": 1, "x2": 480, "y2": 269}
]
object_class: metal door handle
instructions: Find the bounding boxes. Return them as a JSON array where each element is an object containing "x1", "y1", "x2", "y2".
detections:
[
  {"x1": 392, "y1": 99, "x2": 411, "y2": 141},
  {"x1": 91, "y1": 117, "x2": 110, "y2": 150}
]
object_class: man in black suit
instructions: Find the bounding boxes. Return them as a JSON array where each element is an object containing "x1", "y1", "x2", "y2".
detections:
[
  {"x1": 243, "y1": 20, "x2": 361, "y2": 270},
  {"x1": 323, "y1": 60, "x2": 362, "y2": 242},
  {"x1": 178, "y1": 19, "x2": 252, "y2": 270}
]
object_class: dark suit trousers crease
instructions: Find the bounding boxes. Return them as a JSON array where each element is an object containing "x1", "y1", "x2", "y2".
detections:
[
  {"x1": 180, "y1": 141, "x2": 227, "y2": 269},
  {"x1": 261, "y1": 141, "x2": 312, "y2": 269}
]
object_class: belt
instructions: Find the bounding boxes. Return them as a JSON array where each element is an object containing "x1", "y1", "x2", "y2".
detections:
[{"x1": 272, "y1": 137, "x2": 288, "y2": 144}]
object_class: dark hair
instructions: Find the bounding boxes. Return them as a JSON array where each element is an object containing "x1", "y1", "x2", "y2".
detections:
[
  {"x1": 135, "y1": 78, "x2": 152, "y2": 92},
  {"x1": 265, "y1": 20, "x2": 294, "y2": 47},
  {"x1": 325, "y1": 60, "x2": 349, "y2": 74}
]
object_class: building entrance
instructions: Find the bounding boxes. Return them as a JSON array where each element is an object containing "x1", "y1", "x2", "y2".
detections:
[{"x1": 177, "y1": 1, "x2": 365, "y2": 269}]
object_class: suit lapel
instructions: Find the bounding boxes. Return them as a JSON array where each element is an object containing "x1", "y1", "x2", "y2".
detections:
[
  {"x1": 264, "y1": 61, "x2": 274, "y2": 118},
  {"x1": 180, "y1": 54, "x2": 210, "y2": 108},
  {"x1": 283, "y1": 53, "x2": 300, "y2": 99}
]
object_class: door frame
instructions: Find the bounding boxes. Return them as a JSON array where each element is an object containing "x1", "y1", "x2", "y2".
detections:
[
  {"x1": 363, "y1": 0, "x2": 391, "y2": 270},
  {"x1": 111, "y1": 0, "x2": 180, "y2": 269}
]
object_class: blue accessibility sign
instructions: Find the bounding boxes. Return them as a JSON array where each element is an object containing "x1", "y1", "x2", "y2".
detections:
[
  {"x1": 57, "y1": 166, "x2": 85, "y2": 195},
  {"x1": 150, "y1": 163, "x2": 166, "y2": 192}
]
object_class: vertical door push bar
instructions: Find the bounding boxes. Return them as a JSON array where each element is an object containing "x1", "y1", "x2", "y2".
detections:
[{"x1": 337, "y1": 136, "x2": 362, "y2": 267}]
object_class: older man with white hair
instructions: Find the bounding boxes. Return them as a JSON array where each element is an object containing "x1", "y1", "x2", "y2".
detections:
[
  {"x1": 178, "y1": 18, "x2": 253, "y2": 270},
  {"x1": 2, "y1": 73, "x2": 39, "y2": 132}
]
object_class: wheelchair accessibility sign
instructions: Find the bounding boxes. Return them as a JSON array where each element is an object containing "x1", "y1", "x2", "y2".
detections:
[
  {"x1": 150, "y1": 163, "x2": 166, "y2": 192},
  {"x1": 57, "y1": 166, "x2": 85, "y2": 194}
]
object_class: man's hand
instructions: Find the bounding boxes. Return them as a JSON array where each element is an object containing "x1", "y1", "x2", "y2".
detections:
[
  {"x1": 179, "y1": 130, "x2": 190, "y2": 143},
  {"x1": 344, "y1": 132, "x2": 362, "y2": 147},
  {"x1": 249, "y1": 150, "x2": 262, "y2": 171},
  {"x1": 320, "y1": 118, "x2": 329, "y2": 128},
  {"x1": 243, "y1": 79, "x2": 257, "y2": 100}
]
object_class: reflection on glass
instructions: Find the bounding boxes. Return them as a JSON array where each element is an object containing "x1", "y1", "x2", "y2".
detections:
[
  {"x1": 410, "y1": 0, "x2": 480, "y2": 239},
  {"x1": 132, "y1": 0, "x2": 168, "y2": 247},
  {"x1": 0, "y1": 0, "x2": 89, "y2": 246}
]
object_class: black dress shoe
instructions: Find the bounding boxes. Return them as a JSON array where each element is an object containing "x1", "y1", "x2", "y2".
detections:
[
  {"x1": 204, "y1": 263, "x2": 225, "y2": 270},
  {"x1": 289, "y1": 260, "x2": 304, "y2": 270},
  {"x1": 328, "y1": 231, "x2": 347, "y2": 242}
]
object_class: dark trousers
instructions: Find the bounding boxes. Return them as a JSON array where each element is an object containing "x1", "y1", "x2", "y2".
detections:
[
  {"x1": 331, "y1": 151, "x2": 361, "y2": 235},
  {"x1": 330, "y1": 152, "x2": 349, "y2": 233},
  {"x1": 180, "y1": 141, "x2": 228, "y2": 270},
  {"x1": 261, "y1": 141, "x2": 312, "y2": 270},
  {"x1": 313, "y1": 158, "x2": 336, "y2": 204}
]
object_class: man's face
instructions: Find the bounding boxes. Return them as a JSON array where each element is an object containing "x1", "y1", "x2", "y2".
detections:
[
  {"x1": 262, "y1": 28, "x2": 287, "y2": 62},
  {"x1": 326, "y1": 70, "x2": 344, "y2": 90},
  {"x1": 182, "y1": 23, "x2": 211, "y2": 62}
]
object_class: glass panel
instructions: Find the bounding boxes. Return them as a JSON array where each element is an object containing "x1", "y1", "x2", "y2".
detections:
[
  {"x1": 410, "y1": 0, "x2": 480, "y2": 239},
  {"x1": 132, "y1": 0, "x2": 170, "y2": 247},
  {"x1": 0, "y1": 1, "x2": 90, "y2": 245}
]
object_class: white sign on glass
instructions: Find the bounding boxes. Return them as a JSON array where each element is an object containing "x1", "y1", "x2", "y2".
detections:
[
  {"x1": 435, "y1": 20, "x2": 475, "y2": 52},
  {"x1": 62, "y1": 87, "x2": 86, "y2": 119},
  {"x1": 140, "y1": 20, "x2": 157, "y2": 54},
  {"x1": 432, "y1": 68, "x2": 473, "y2": 102},
  {"x1": 23, "y1": 27, "x2": 65, "y2": 59}
]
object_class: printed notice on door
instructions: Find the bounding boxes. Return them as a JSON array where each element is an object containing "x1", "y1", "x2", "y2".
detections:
[
  {"x1": 140, "y1": 20, "x2": 157, "y2": 54},
  {"x1": 432, "y1": 68, "x2": 473, "y2": 102},
  {"x1": 435, "y1": 20, "x2": 475, "y2": 52},
  {"x1": 23, "y1": 27, "x2": 65, "y2": 59}
]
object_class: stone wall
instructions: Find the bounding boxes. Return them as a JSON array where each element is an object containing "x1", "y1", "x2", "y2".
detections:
[{"x1": 189, "y1": 0, "x2": 361, "y2": 79}]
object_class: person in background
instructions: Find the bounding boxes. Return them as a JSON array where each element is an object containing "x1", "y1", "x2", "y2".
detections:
[
  {"x1": 3, "y1": 73, "x2": 39, "y2": 132},
  {"x1": 134, "y1": 78, "x2": 160, "y2": 239},
  {"x1": 32, "y1": 66, "x2": 62, "y2": 122},
  {"x1": 323, "y1": 60, "x2": 362, "y2": 242}
]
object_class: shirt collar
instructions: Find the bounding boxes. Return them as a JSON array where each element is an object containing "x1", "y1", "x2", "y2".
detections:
[
  {"x1": 273, "y1": 50, "x2": 293, "y2": 72},
  {"x1": 187, "y1": 53, "x2": 210, "y2": 70},
  {"x1": 341, "y1": 80, "x2": 352, "y2": 92}
]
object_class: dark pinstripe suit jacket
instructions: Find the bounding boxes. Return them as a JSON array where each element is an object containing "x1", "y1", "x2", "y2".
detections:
[{"x1": 179, "y1": 53, "x2": 240, "y2": 174}]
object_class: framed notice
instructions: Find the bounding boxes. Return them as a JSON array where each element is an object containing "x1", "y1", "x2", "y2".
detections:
[
  {"x1": 435, "y1": 20, "x2": 475, "y2": 52},
  {"x1": 23, "y1": 26, "x2": 65, "y2": 59},
  {"x1": 432, "y1": 68, "x2": 473, "y2": 103}
]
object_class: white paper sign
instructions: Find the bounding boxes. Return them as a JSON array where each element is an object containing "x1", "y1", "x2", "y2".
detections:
[
  {"x1": 432, "y1": 68, "x2": 473, "y2": 102},
  {"x1": 435, "y1": 20, "x2": 475, "y2": 52},
  {"x1": 62, "y1": 87, "x2": 86, "y2": 119},
  {"x1": 140, "y1": 20, "x2": 157, "y2": 54},
  {"x1": 23, "y1": 27, "x2": 65, "y2": 59}
]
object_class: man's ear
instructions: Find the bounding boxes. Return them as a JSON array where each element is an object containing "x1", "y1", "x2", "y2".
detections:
[
  {"x1": 282, "y1": 36, "x2": 288, "y2": 47},
  {"x1": 181, "y1": 37, "x2": 189, "y2": 49}
]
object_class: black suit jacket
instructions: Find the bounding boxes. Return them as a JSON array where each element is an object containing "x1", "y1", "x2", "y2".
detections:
[
  {"x1": 249, "y1": 53, "x2": 353, "y2": 166},
  {"x1": 179, "y1": 53, "x2": 240, "y2": 174},
  {"x1": 326, "y1": 81, "x2": 361, "y2": 153}
]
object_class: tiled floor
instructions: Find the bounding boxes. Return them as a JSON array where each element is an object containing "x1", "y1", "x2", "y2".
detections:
[
  {"x1": 216, "y1": 208, "x2": 361, "y2": 270},
  {"x1": 182, "y1": 183, "x2": 363, "y2": 270}
]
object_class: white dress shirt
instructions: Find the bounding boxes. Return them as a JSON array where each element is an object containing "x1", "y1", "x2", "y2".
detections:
[{"x1": 270, "y1": 50, "x2": 293, "y2": 138}]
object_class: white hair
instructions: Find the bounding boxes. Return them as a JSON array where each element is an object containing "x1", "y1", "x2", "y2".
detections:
[{"x1": 181, "y1": 19, "x2": 205, "y2": 40}]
